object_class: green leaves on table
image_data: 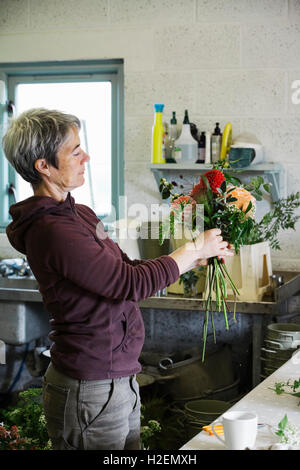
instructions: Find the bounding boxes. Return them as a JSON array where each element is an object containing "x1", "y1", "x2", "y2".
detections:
[
  {"x1": 269, "y1": 378, "x2": 300, "y2": 406},
  {"x1": 275, "y1": 414, "x2": 288, "y2": 438}
]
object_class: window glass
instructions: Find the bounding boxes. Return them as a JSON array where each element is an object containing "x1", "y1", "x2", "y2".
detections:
[{"x1": 16, "y1": 81, "x2": 112, "y2": 215}]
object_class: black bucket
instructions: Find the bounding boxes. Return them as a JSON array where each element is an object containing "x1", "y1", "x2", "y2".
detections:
[{"x1": 137, "y1": 221, "x2": 170, "y2": 259}]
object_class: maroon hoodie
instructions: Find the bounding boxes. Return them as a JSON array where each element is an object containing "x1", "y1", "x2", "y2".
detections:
[{"x1": 6, "y1": 193, "x2": 179, "y2": 380}]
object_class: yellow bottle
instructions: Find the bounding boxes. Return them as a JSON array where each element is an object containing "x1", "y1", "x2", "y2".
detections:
[
  {"x1": 220, "y1": 122, "x2": 232, "y2": 161},
  {"x1": 151, "y1": 104, "x2": 166, "y2": 163}
]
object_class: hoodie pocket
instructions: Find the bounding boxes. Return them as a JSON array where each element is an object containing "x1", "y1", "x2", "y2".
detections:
[{"x1": 112, "y1": 312, "x2": 128, "y2": 352}]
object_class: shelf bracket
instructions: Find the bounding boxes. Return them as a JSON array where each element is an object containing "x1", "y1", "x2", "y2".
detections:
[
  {"x1": 150, "y1": 163, "x2": 285, "y2": 203},
  {"x1": 264, "y1": 170, "x2": 283, "y2": 202}
]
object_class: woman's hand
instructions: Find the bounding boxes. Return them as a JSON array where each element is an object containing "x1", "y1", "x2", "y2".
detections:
[{"x1": 169, "y1": 228, "x2": 233, "y2": 275}]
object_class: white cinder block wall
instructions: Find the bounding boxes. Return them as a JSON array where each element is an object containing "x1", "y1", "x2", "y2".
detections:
[{"x1": 0, "y1": 0, "x2": 300, "y2": 270}]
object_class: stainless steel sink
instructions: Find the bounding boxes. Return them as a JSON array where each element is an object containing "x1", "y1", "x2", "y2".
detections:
[
  {"x1": 0, "y1": 277, "x2": 39, "y2": 290},
  {"x1": 0, "y1": 277, "x2": 49, "y2": 345}
]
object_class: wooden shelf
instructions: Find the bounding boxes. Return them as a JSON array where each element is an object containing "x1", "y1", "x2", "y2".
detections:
[
  {"x1": 138, "y1": 271, "x2": 300, "y2": 314},
  {"x1": 150, "y1": 162, "x2": 285, "y2": 201}
]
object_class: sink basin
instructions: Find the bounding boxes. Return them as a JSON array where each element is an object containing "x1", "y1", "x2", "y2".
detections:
[
  {"x1": 0, "y1": 277, "x2": 39, "y2": 290},
  {"x1": 0, "y1": 277, "x2": 50, "y2": 345}
]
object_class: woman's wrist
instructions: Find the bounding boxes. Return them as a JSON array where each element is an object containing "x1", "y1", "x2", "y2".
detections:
[{"x1": 169, "y1": 243, "x2": 199, "y2": 275}]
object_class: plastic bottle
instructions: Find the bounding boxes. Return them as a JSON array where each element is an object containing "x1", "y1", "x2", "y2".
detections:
[
  {"x1": 151, "y1": 104, "x2": 165, "y2": 163},
  {"x1": 169, "y1": 111, "x2": 178, "y2": 142},
  {"x1": 165, "y1": 112, "x2": 178, "y2": 162},
  {"x1": 196, "y1": 131, "x2": 206, "y2": 163},
  {"x1": 211, "y1": 122, "x2": 222, "y2": 163},
  {"x1": 174, "y1": 110, "x2": 198, "y2": 163},
  {"x1": 205, "y1": 131, "x2": 211, "y2": 164},
  {"x1": 220, "y1": 122, "x2": 232, "y2": 161}
]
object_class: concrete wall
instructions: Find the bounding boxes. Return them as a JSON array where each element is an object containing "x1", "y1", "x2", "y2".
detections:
[{"x1": 0, "y1": 0, "x2": 300, "y2": 270}]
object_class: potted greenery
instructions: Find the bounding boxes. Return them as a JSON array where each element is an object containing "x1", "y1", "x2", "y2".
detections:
[{"x1": 0, "y1": 388, "x2": 51, "y2": 450}]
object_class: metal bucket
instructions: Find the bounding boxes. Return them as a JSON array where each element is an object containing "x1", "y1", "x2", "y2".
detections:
[
  {"x1": 261, "y1": 346, "x2": 293, "y2": 362},
  {"x1": 260, "y1": 355, "x2": 287, "y2": 369},
  {"x1": 261, "y1": 323, "x2": 300, "y2": 378},
  {"x1": 184, "y1": 399, "x2": 231, "y2": 423},
  {"x1": 171, "y1": 398, "x2": 231, "y2": 441},
  {"x1": 266, "y1": 323, "x2": 300, "y2": 349},
  {"x1": 185, "y1": 421, "x2": 203, "y2": 440},
  {"x1": 137, "y1": 221, "x2": 170, "y2": 260},
  {"x1": 154, "y1": 345, "x2": 235, "y2": 402},
  {"x1": 205, "y1": 377, "x2": 240, "y2": 402}
]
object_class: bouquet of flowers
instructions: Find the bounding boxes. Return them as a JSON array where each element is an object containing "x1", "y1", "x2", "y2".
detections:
[{"x1": 159, "y1": 165, "x2": 271, "y2": 360}]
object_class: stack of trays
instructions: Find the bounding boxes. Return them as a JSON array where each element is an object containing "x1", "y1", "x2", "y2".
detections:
[{"x1": 261, "y1": 323, "x2": 300, "y2": 379}]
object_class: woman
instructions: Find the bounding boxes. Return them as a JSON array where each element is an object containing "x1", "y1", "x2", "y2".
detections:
[{"x1": 2, "y1": 108, "x2": 232, "y2": 450}]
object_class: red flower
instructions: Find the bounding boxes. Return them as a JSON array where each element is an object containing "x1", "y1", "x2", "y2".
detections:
[
  {"x1": 189, "y1": 182, "x2": 205, "y2": 201},
  {"x1": 10, "y1": 425, "x2": 19, "y2": 439},
  {"x1": 191, "y1": 169, "x2": 225, "y2": 197}
]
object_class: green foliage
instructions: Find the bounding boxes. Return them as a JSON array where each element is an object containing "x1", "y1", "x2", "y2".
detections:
[
  {"x1": 244, "y1": 192, "x2": 300, "y2": 249},
  {"x1": 243, "y1": 175, "x2": 271, "y2": 201},
  {"x1": 159, "y1": 202, "x2": 185, "y2": 246},
  {"x1": 0, "y1": 388, "x2": 51, "y2": 450},
  {"x1": 269, "y1": 378, "x2": 300, "y2": 406},
  {"x1": 274, "y1": 414, "x2": 300, "y2": 446},
  {"x1": 212, "y1": 179, "x2": 256, "y2": 253},
  {"x1": 159, "y1": 178, "x2": 174, "y2": 200},
  {"x1": 141, "y1": 419, "x2": 161, "y2": 445},
  {"x1": 179, "y1": 267, "x2": 205, "y2": 297},
  {"x1": 140, "y1": 396, "x2": 186, "y2": 450},
  {"x1": 275, "y1": 414, "x2": 288, "y2": 438},
  {"x1": 140, "y1": 399, "x2": 163, "y2": 449}
]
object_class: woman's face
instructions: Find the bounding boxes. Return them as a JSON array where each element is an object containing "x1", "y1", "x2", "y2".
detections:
[{"x1": 49, "y1": 125, "x2": 90, "y2": 192}]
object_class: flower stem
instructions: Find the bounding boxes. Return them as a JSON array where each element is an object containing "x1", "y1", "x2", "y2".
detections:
[
  {"x1": 202, "y1": 263, "x2": 215, "y2": 361},
  {"x1": 210, "y1": 308, "x2": 216, "y2": 343},
  {"x1": 217, "y1": 269, "x2": 229, "y2": 330},
  {"x1": 214, "y1": 258, "x2": 221, "y2": 312},
  {"x1": 202, "y1": 257, "x2": 238, "y2": 361},
  {"x1": 220, "y1": 262, "x2": 240, "y2": 296},
  {"x1": 233, "y1": 293, "x2": 237, "y2": 322}
]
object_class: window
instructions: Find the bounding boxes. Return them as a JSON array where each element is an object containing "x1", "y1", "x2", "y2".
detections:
[{"x1": 0, "y1": 60, "x2": 124, "y2": 229}]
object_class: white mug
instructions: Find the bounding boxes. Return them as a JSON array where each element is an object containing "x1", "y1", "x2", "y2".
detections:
[{"x1": 212, "y1": 411, "x2": 258, "y2": 450}]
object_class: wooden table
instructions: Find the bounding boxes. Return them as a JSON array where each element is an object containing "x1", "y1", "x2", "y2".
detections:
[{"x1": 180, "y1": 350, "x2": 300, "y2": 450}]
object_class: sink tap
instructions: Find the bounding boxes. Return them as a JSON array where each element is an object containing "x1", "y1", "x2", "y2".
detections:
[{"x1": 19, "y1": 259, "x2": 33, "y2": 277}]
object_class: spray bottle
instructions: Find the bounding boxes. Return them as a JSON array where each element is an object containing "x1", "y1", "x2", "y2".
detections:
[
  {"x1": 211, "y1": 122, "x2": 222, "y2": 163},
  {"x1": 151, "y1": 104, "x2": 165, "y2": 164},
  {"x1": 174, "y1": 110, "x2": 198, "y2": 162},
  {"x1": 205, "y1": 131, "x2": 211, "y2": 164}
]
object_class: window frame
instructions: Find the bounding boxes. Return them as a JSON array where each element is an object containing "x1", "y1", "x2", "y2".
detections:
[{"x1": 0, "y1": 59, "x2": 124, "y2": 229}]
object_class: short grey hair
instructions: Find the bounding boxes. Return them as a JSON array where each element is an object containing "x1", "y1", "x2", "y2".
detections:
[{"x1": 2, "y1": 108, "x2": 81, "y2": 187}]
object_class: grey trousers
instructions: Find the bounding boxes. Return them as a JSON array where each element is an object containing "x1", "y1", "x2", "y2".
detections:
[{"x1": 42, "y1": 363, "x2": 141, "y2": 450}]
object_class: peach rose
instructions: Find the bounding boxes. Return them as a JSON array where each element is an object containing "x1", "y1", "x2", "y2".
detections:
[{"x1": 227, "y1": 186, "x2": 256, "y2": 217}]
